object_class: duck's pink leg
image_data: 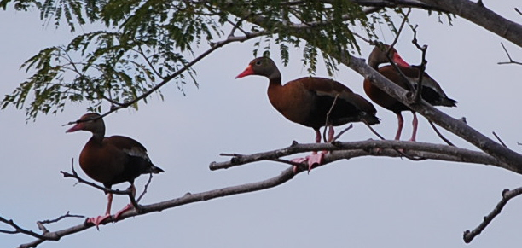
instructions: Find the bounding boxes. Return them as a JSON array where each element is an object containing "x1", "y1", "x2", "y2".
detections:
[
  {"x1": 309, "y1": 125, "x2": 335, "y2": 165},
  {"x1": 395, "y1": 113, "x2": 404, "y2": 140},
  {"x1": 409, "y1": 113, "x2": 418, "y2": 142},
  {"x1": 305, "y1": 130, "x2": 325, "y2": 171},
  {"x1": 86, "y1": 193, "x2": 113, "y2": 229},
  {"x1": 114, "y1": 184, "x2": 137, "y2": 219},
  {"x1": 292, "y1": 130, "x2": 324, "y2": 173}
]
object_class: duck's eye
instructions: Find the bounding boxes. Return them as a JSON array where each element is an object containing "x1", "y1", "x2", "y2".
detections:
[{"x1": 255, "y1": 60, "x2": 262, "y2": 66}]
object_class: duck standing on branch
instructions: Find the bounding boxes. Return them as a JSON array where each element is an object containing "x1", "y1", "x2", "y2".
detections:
[
  {"x1": 236, "y1": 57, "x2": 380, "y2": 171},
  {"x1": 364, "y1": 45, "x2": 456, "y2": 141},
  {"x1": 66, "y1": 113, "x2": 164, "y2": 228}
]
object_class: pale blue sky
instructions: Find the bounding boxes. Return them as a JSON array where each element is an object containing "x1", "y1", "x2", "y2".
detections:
[{"x1": 1, "y1": 2, "x2": 522, "y2": 248}]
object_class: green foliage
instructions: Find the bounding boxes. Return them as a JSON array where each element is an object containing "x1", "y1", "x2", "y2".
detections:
[{"x1": 1, "y1": 0, "x2": 414, "y2": 120}]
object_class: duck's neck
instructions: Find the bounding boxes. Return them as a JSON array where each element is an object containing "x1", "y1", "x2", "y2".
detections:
[
  {"x1": 268, "y1": 67, "x2": 282, "y2": 82},
  {"x1": 269, "y1": 76, "x2": 282, "y2": 85},
  {"x1": 267, "y1": 64, "x2": 282, "y2": 89},
  {"x1": 267, "y1": 75, "x2": 284, "y2": 110},
  {"x1": 267, "y1": 74, "x2": 283, "y2": 97},
  {"x1": 90, "y1": 129, "x2": 105, "y2": 144}
]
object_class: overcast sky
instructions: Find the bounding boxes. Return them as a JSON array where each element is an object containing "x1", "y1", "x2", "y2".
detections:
[{"x1": 1, "y1": 2, "x2": 522, "y2": 248}]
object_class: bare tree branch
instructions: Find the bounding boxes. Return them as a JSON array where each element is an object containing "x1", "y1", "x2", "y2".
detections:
[
  {"x1": 61, "y1": 166, "x2": 133, "y2": 196},
  {"x1": 417, "y1": 0, "x2": 522, "y2": 48},
  {"x1": 16, "y1": 167, "x2": 297, "y2": 248},
  {"x1": 13, "y1": 138, "x2": 508, "y2": 247},
  {"x1": 209, "y1": 140, "x2": 508, "y2": 171},
  {"x1": 37, "y1": 212, "x2": 84, "y2": 234},
  {"x1": 463, "y1": 187, "x2": 522, "y2": 243},
  {"x1": 0, "y1": 216, "x2": 52, "y2": 241},
  {"x1": 343, "y1": 0, "x2": 448, "y2": 12},
  {"x1": 61, "y1": 164, "x2": 157, "y2": 212}
]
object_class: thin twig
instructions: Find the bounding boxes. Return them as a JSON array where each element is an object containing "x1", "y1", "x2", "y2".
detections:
[
  {"x1": 136, "y1": 172, "x2": 154, "y2": 202},
  {"x1": 428, "y1": 120, "x2": 455, "y2": 146},
  {"x1": 323, "y1": 94, "x2": 339, "y2": 142},
  {"x1": 497, "y1": 43, "x2": 522, "y2": 66},
  {"x1": 203, "y1": 3, "x2": 251, "y2": 38},
  {"x1": 365, "y1": 123, "x2": 386, "y2": 140},
  {"x1": 384, "y1": 11, "x2": 414, "y2": 95},
  {"x1": 62, "y1": 162, "x2": 153, "y2": 213},
  {"x1": 411, "y1": 31, "x2": 428, "y2": 103},
  {"x1": 61, "y1": 165, "x2": 133, "y2": 196},
  {"x1": 389, "y1": 8, "x2": 411, "y2": 49},
  {"x1": 463, "y1": 187, "x2": 522, "y2": 243},
  {"x1": 37, "y1": 212, "x2": 84, "y2": 234},
  {"x1": 333, "y1": 124, "x2": 353, "y2": 141},
  {"x1": 492, "y1": 131, "x2": 508, "y2": 148},
  {"x1": 516, "y1": 8, "x2": 522, "y2": 16},
  {"x1": 0, "y1": 216, "x2": 50, "y2": 240},
  {"x1": 220, "y1": 153, "x2": 246, "y2": 156}
]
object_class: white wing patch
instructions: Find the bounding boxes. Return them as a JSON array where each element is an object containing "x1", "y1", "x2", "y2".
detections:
[
  {"x1": 122, "y1": 147, "x2": 150, "y2": 161},
  {"x1": 408, "y1": 75, "x2": 444, "y2": 93}
]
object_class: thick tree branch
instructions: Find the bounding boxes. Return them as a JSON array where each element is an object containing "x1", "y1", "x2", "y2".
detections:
[
  {"x1": 210, "y1": 140, "x2": 508, "y2": 171},
  {"x1": 349, "y1": 0, "x2": 446, "y2": 12},
  {"x1": 418, "y1": 0, "x2": 522, "y2": 47}
]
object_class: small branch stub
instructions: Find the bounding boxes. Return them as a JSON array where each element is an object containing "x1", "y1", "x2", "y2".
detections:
[{"x1": 463, "y1": 187, "x2": 522, "y2": 243}]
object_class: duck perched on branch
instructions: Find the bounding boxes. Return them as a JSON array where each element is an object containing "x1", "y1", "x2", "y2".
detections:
[
  {"x1": 237, "y1": 57, "x2": 379, "y2": 171},
  {"x1": 67, "y1": 113, "x2": 164, "y2": 227},
  {"x1": 364, "y1": 45, "x2": 456, "y2": 141}
]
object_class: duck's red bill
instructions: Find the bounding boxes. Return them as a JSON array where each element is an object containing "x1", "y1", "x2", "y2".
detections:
[
  {"x1": 66, "y1": 123, "x2": 83, "y2": 133},
  {"x1": 236, "y1": 65, "x2": 253, "y2": 78}
]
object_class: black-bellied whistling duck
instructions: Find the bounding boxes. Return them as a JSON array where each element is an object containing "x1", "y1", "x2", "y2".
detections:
[
  {"x1": 66, "y1": 113, "x2": 164, "y2": 228},
  {"x1": 236, "y1": 57, "x2": 379, "y2": 171},
  {"x1": 364, "y1": 45, "x2": 456, "y2": 141}
]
